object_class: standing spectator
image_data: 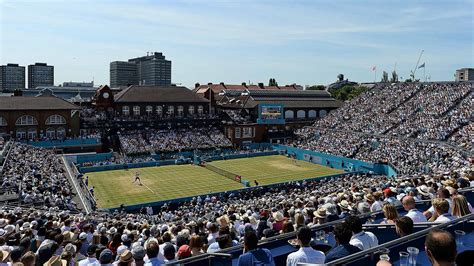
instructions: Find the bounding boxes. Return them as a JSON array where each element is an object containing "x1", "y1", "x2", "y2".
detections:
[
  {"x1": 345, "y1": 216, "x2": 378, "y2": 250},
  {"x1": 425, "y1": 229, "x2": 457, "y2": 266},
  {"x1": 237, "y1": 231, "x2": 274, "y2": 266},
  {"x1": 325, "y1": 223, "x2": 361, "y2": 263},
  {"x1": 286, "y1": 226, "x2": 325, "y2": 266},
  {"x1": 403, "y1": 196, "x2": 427, "y2": 223}
]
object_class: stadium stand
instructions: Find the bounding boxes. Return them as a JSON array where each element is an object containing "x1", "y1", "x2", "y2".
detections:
[{"x1": 0, "y1": 81, "x2": 471, "y2": 265}]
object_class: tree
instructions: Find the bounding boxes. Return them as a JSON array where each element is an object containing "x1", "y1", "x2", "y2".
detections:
[
  {"x1": 268, "y1": 78, "x2": 278, "y2": 86},
  {"x1": 381, "y1": 71, "x2": 389, "y2": 83},
  {"x1": 306, "y1": 85, "x2": 326, "y2": 90},
  {"x1": 330, "y1": 85, "x2": 368, "y2": 101},
  {"x1": 390, "y1": 70, "x2": 398, "y2": 83}
]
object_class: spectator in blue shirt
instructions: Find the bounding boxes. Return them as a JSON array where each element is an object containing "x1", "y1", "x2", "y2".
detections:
[
  {"x1": 325, "y1": 223, "x2": 361, "y2": 263},
  {"x1": 237, "y1": 230, "x2": 275, "y2": 266}
]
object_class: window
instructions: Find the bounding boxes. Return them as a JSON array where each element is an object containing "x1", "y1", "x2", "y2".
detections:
[
  {"x1": 177, "y1": 105, "x2": 184, "y2": 117},
  {"x1": 46, "y1": 128, "x2": 55, "y2": 139},
  {"x1": 297, "y1": 110, "x2": 306, "y2": 118},
  {"x1": 56, "y1": 127, "x2": 66, "y2": 138},
  {"x1": 319, "y1": 110, "x2": 327, "y2": 118},
  {"x1": 156, "y1": 106, "x2": 163, "y2": 117},
  {"x1": 284, "y1": 110, "x2": 294, "y2": 119},
  {"x1": 16, "y1": 130, "x2": 26, "y2": 139},
  {"x1": 197, "y1": 105, "x2": 204, "y2": 115},
  {"x1": 146, "y1": 106, "x2": 153, "y2": 115},
  {"x1": 16, "y1": 115, "x2": 38, "y2": 126},
  {"x1": 235, "y1": 127, "x2": 241, "y2": 139},
  {"x1": 27, "y1": 128, "x2": 37, "y2": 140},
  {"x1": 46, "y1": 115, "x2": 66, "y2": 125},
  {"x1": 133, "y1": 106, "x2": 140, "y2": 116},
  {"x1": 308, "y1": 110, "x2": 317, "y2": 118},
  {"x1": 0, "y1": 117, "x2": 6, "y2": 126},
  {"x1": 188, "y1": 105, "x2": 195, "y2": 115},
  {"x1": 122, "y1": 106, "x2": 130, "y2": 116},
  {"x1": 168, "y1": 106, "x2": 174, "y2": 116},
  {"x1": 243, "y1": 127, "x2": 252, "y2": 138}
]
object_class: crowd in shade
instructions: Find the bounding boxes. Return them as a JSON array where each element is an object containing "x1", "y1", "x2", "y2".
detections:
[
  {"x1": 118, "y1": 128, "x2": 232, "y2": 155},
  {"x1": 1, "y1": 144, "x2": 77, "y2": 210},
  {"x1": 0, "y1": 137, "x2": 5, "y2": 152}
]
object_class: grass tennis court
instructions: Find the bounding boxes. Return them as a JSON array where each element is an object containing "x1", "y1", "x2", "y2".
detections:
[
  {"x1": 208, "y1": 155, "x2": 344, "y2": 186},
  {"x1": 87, "y1": 155, "x2": 344, "y2": 209}
]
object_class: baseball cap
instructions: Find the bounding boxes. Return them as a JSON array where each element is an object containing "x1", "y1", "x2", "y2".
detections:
[{"x1": 79, "y1": 232, "x2": 87, "y2": 240}]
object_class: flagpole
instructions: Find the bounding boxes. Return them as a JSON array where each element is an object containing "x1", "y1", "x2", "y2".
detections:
[{"x1": 424, "y1": 67, "x2": 426, "y2": 82}]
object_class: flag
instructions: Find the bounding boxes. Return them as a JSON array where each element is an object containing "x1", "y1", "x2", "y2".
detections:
[
  {"x1": 371, "y1": 66, "x2": 376, "y2": 71},
  {"x1": 418, "y1": 63, "x2": 425, "y2": 69}
]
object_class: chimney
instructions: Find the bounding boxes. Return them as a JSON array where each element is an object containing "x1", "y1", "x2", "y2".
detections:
[
  {"x1": 207, "y1": 82, "x2": 213, "y2": 85},
  {"x1": 258, "y1": 82, "x2": 264, "y2": 89},
  {"x1": 241, "y1": 82, "x2": 247, "y2": 87},
  {"x1": 220, "y1": 82, "x2": 224, "y2": 85},
  {"x1": 195, "y1": 83, "x2": 200, "y2": 89}
]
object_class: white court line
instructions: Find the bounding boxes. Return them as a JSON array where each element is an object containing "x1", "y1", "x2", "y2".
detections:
[{"x1": 142, "y1": 183, "x2": 156, "y2": 194}]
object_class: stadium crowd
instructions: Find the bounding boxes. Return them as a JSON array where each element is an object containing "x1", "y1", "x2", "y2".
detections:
[
  {"x1": 118, "y1": 128, "x2": 232, "y2": 155},
  {"x1": 1, "y1": 143, "x2": 77, "y2": 210}
]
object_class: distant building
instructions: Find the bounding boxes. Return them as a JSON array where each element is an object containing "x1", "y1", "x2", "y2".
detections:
[
  {"x1": 110, "y1": 52, "x2": 172, "y2": 88},
  {"x1": 28, "y1": 63, "x2": 54, "y2": 88},
  {"x1": 62, "y1": 81, "x2": 94, "y2": 87},
  {"x1": 0, "y1": 63, "x2": 25, "y2": 91},
  {"x1": 455, "y1": 68, "x2": 474, "y2": 81},
  {"x1": 110, "y1": 61, "x2": 138, "y2": 88}
]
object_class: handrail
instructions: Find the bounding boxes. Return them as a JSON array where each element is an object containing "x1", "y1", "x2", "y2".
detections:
[{"x1": 328, "y1": 212, "x2": 474, "y2": 265}]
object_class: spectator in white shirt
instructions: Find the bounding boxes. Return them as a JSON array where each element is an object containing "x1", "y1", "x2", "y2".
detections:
[
  {"x1": 78, "y1": 245, "x2": 99, "y2": 266},
  {"x1": 286, "y1": 226, "x2": 325, "y2": 266},
  {"x1": 403, "y1": 196, "x2": 427, "y2": 223},
  {"x1": 424, "y1": 188, "x2": 452, "y2": 220},
  {"x1": 345, "y1": 216, "x2": 379, "y2": 250},
  {"x1": 432, "y1": 199, "x2": 456, "y2": 223}
]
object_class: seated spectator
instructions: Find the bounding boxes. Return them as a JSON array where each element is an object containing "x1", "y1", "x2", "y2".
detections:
[
  {"x1": 177, "y1": 245, "x2": 192, "y2": 260},
  {"x1": 131, "y1": 245, "x2": 145, "y2": 266},
  {"x1": 432, "y1": 199, "x2": 455, "y2": 223},
  {"x1": 325, "y1": 223, "x2": 361, "y2": 263},
  {"x1": 425, "y1": 229, "x2": 457, "y2": 266},
  {"x1": 237, "y1": 231, "x2": 275, "y2": 266},
  {"x1": 189, "y1": 235, "x2": 205, "y2": 256},
  {"x1": 380, "y1": 203, "x2": 399, "y2": 224},
  {"x1": 452, "y1": 194, "x2": 472, "y2": 218},
  {"x1": 78, "y1": 245, "x2": 98, "y2": 266},
  {"x1": 144, "y1": 241, "x2": 164, "y2": 266},
  {"x1": 403, "y1": 196, "x2": 427, "y2": 223},
  {"x1": 286, "y1": 226, "x2": 325, "y2": 266},
  {"x1": 394, "y1": 217, "x2": 414, "y2": 237},
  {"x1": 424, "y1": 188, "x2": 452, "y2": 220},
  {"x1": 162, "y1": 244, "x2": 176, "y2": 263},
  {"x1": 345, "y1": 216, "x2": 378, "y2": 250}
]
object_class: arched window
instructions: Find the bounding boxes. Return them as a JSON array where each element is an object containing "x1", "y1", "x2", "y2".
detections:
[
  {"x1": 46, "y1": 115, "x2": 66, "y2": 125},
  {"x1": 319, "y1": 110, "x2": 327, "y2": 118},
  {"x1": 177, "y1": 106, "x2": 184, "y2": 117},
  {"x1": 122, "y1": 106, "x2": 130, "y2": 116},
  {"x1": 188, "y1": 105, "x2": 195, "y2": 115},
  {"x1": 285, "y1": 110, "x2": 294, "y2": 119},
  {"x1": 146, "y1": 106, "x2": 153, "y2": 115},
  {"x1": 308, "y1": 110, "x2": 317, "y2": 118},
  {"x1": 16, "y1": 115, "x2": 38, "y2": 126},
  {"x1": 0, "y1": 116, "x2": 6, "y2": 126},
  {"x1": 46, "y1": 128, "x2": 55, "y2": 139},
  {"x1": 133, "y1": 106, "x2": 140, "y2": 116},
  {"x1": 56, "y1": 127, "x2": 66, "y2": 138},
  {"x1": 297, "y1": 110, "x2": 306, "y2": 118}
]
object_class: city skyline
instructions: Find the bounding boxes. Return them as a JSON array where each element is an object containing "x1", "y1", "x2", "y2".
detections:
[{"x1": 1, "y1": 0, "x2": 473, "y2": 88}]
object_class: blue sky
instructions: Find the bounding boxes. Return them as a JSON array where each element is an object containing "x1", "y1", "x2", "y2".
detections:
[{"x1": 1, "y1": 0, "x2": 472, "y2": 88}]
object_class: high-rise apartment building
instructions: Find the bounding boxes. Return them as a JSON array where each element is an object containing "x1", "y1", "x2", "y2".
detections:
[
  {"x1": 28, "y1": 63, "x2": 54, "y2": 88},
  {"x1": 0, "y1": 63, "x2": 25, "y2": 91},
  {"x1": 110, "y1": 52, "x2": 171, "y2": 88}
]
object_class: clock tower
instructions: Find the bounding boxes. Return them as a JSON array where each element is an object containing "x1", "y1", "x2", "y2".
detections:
[{"x1": 92, "y1": 85, "x2": 114, "y2": 109}]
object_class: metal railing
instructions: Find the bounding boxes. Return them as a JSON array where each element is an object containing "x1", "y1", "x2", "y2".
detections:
[{"x1": 329, "y1": 212, "x2": 474, "y2": 265}]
